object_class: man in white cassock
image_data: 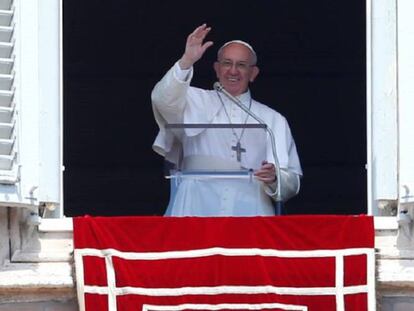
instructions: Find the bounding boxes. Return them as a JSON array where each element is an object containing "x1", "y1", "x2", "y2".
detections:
[{"x1": 152, "y1": 24, "x2": 303, "y2": 216}]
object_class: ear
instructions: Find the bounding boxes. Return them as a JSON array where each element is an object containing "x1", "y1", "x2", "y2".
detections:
[
  {"x1": 249, "y1": 66, "x2": 260, "y2": 82},
  {"x1": 213, "y1": 61, "x2": 220, "y2": 78}
]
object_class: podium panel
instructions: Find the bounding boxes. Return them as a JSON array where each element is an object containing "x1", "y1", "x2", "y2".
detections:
[
  {"x1": 163, "y1": 124, "x2": 273, "y2": 216},
  {"x1": 164, "y1": 123, "x2": 268, "y2": 172}
]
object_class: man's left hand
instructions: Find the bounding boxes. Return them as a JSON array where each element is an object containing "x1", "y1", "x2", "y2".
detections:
[{"x1": 254, "y1": 160, "x2": 276, "y2": 184}]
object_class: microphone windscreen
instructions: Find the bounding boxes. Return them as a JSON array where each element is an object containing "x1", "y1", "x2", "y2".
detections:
[{"x1": 213, "y1": 82, "x2": 223, "y2": 91}]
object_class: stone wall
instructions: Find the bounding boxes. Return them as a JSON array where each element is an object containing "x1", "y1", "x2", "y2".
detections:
[{"x1": 0, "y1": 299, "x2": 78, "y2": 311}]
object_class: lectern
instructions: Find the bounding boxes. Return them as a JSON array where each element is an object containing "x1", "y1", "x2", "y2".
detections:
[{"x1": 163, "y1": 123, "x2": 279, "y2": 216}]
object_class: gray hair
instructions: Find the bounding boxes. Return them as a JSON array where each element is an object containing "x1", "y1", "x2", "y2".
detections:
[{"x1": 217, "y1": 40, "x2": 258, "y2": 65}]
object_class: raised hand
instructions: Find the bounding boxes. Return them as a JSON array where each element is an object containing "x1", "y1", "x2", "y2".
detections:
[{"x1": 179, "y1": 24, "x2": 214, "y2": 70}]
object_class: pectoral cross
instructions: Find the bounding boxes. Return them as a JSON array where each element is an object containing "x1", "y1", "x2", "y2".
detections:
[{"x1": 232, "y1": 141, "x2": 246, "y2": 162}]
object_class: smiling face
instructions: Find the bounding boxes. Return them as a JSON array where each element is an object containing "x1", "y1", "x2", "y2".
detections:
[{"x1": 214, "y1": 42, "x2": 259, "y2": 97}]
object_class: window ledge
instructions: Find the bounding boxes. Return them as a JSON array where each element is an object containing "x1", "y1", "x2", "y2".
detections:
[
  {"x1": 377, "y1": 259, "x2": 414, "y2": 292},
  {"x1": 0, "y1": 261, "x2": 74, "y2": 289},
  {"x1": 38, "y1": 217, "x2": 73, "y2": 232}
]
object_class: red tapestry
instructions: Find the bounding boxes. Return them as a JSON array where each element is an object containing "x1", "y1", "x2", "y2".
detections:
[{"x1": 73, "y1": 215, "x2": 375, "y2": 311}]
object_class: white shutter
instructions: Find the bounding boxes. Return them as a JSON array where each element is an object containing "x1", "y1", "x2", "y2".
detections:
[
  {"x1": 368, "y1": 0, "x2": 414, "y2": 214},
  {"x1": 0, "y1": 0, "x2": 17, "y2": 184},
  {"x1": 0, "y1": 0, "x2": 63, "y2": 215},
  {"x1": 397, "y1": 0, "x2": 414, "y2": 207}
]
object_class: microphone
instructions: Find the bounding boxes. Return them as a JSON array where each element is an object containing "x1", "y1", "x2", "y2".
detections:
[
  {"x1": 213, "y1": 82, "x2": 265, "y2": 124},
  {"x1": 213, "y1": 82, "x2": 241, "y2": 106},
  {"x1": 214, "y1": 82, "x2": 260, "y2": 122},
  {"x1": 213, "y1": 82, "x2": 283, "y2": 207},
  {"x1": 213, "y1": 81, "x2": 224, "y2": 92}
]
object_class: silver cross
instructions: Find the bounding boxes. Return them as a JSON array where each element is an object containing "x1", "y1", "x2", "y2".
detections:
[{"x1": 231, "y1": 142, "x2": 246, "y2": 162}]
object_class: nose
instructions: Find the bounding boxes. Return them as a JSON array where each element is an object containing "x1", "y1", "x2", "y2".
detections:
[{"x1": 229, "y1": 63, "x2": 239, "y2": 74}]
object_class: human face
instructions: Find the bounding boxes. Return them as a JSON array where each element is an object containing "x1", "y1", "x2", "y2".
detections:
[{"x1": 214, "y1": 43, "x2": 259, "y2": 97}]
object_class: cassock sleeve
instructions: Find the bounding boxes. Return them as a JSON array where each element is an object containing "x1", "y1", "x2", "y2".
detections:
[
  {"x1": 263, "y1": 108, "x2": 302, "y2": 202},
  {"x1": 263, "y1": 168, "x2": 301, "y2": 202},
  {"x1": 151, "y1": 61, "x2": 193, "y2": 125},
  {"x1": 151, "y1": 62, "x2": 193, "y2": 160}
]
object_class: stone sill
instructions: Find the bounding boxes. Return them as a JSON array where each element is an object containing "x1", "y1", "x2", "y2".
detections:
[
  {"x1": 0, "y1": 261, "x2": 74, "y2": 289},
  {"x1": 42, "y1": 215, "x2": 398, "y2": 231},
  {"x1": 38, "y1": 217, "x2": 73, "y2": 232},
  {"x1": 374, "y1": 216, "x2": 398, "y2": 231}
]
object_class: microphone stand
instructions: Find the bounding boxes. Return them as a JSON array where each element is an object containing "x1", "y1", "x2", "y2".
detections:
[{"x1": 214, "y1": 82, "x2": 283, "y2": 212}]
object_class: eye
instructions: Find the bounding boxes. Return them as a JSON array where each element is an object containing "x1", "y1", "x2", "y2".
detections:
[
  {"x1": 221, "y1": 60, "x2": 233, "y2": 68},
  {"x1": 236, "y1": 62, "x2": 249, "y2": 70}
]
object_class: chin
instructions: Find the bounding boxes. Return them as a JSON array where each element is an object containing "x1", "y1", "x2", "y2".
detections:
[{"x1": 223, "y1": 85, "x2": 242, "y2": 96}]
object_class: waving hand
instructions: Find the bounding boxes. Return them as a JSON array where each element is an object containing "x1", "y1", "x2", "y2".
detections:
[{"x1": 179, "y1": 24, "x2": 214, "y2": 69}]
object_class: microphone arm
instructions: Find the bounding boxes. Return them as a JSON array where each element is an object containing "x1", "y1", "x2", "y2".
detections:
[{"x1": 213, "y1": 82, "x2": 283, "y2": 207}]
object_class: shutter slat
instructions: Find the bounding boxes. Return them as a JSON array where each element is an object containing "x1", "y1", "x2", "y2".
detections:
[
  {"x1": 0, "y1": 10, "x2": 13, "y2": 26},
  {"x1": 0, "y1": 42, "x2": 12, "y2": 58},
  {"x1": 0, "y1": 0, "x2": 11, "y2": 11},
  {"x1": 0, "y1": 123, "x2": 12, "y2": 139},
  {"x1": 0, "y1": 58, "x2": 12, "y2": 74},
  {"x1": 0, "y1": 154, "x2": 13, "y2": 170},
  {"x1": 0, "y1": 74, "x2": 13, "y2": 90},
  {"x1": 0, "y1": 90, "x2": 12, "y2": 107},
  {"x1": 0, "y1": 26, "x2": 12, "y2": 42},
  {"x1": 0, "y1": 138, "x2": 13, "y2": 154},
  {"x1": 0, "y1": 106, "x2": 12, "y2": 122},
  {"x1": 0, "y1": 10, "x2": 12, "y2": 27}
]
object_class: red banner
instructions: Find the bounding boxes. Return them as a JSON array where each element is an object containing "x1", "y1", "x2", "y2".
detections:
[{"x1": 73, "y1": 216, "x2": 375, "y2": 311}]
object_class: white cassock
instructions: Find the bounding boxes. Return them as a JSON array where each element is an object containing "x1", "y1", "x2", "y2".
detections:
[{"x1": 152, "y1": 61, "x2": 303, "y2": 216}]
